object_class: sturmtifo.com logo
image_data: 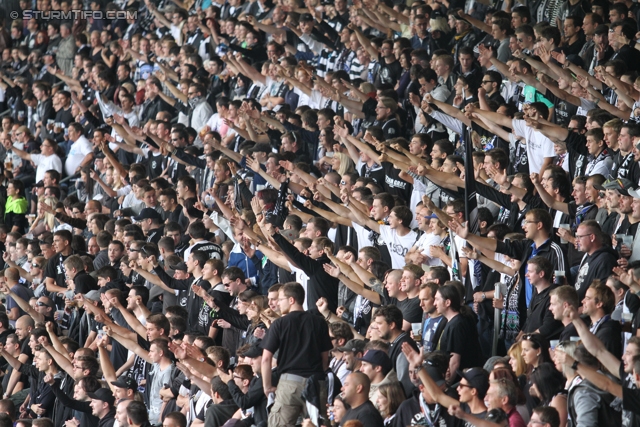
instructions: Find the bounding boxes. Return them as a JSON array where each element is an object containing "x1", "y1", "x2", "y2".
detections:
[{"x1": 14, "y1": 10, "x2": 138, "y2": 20}]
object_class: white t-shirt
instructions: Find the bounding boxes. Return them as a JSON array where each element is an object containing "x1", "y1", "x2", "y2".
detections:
[
  {"x1": 352, "y1": 222, "x2": 375, "y2": 251},
  {"x1": 414, "y1": 232, "x2": 445, "y2": 266},
  {"x1": 379, "y1": 225, "x2": 418, "y2": 269},
  {"x1": 64, "y1": 136, "x2": 93, "y2": 176},
  {"x1": 511, "y1": 119, "x2": 556, "y2": 174},
  {"x1": 30, "y1": 153, "x2": 62, "y2": 182},
  {"x1": 288, "y1": 262, "x2": 309, "y2": 310}
]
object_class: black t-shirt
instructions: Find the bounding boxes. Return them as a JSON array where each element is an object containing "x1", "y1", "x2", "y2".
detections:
[
  {"x1": 623, "y1": 386, "x2": 640, "y2": 418},
  {"x1": 374, "y1": 57, "x2": 403, "y2": 87},
  {"x1": 261, "y1": 310, "x2": 333, "y2": 378},
  {"x1": 45, "y1": 252, "x2": 72, "y2": 309},
  {"x1": 380, "y1": 161, "x2": 412, "y2": 202},
  {"x1": 340, "y1": 401, "x2": 384, "y2": 427},
  {"x1": 74, "y1": 271, "x2": 98, "y2": 295},
  {"x1": 438, "y1": 313, "x2": 483, "y2": 370},
  {"x1": 620, "y1": 362, "x2": 640, "y2": 427},
  {"x1": 146, "y1": 151, "x2": 164, "y2": 180},
  {"x1": 397, "y1": 297, "x2": 423, "y2": 324},
  {"x1": 190, "y1": 241, "x2": 223, "y2": 260},
  {"x1": 546, "y1": 90, "x2": 578, "y2": 127}
]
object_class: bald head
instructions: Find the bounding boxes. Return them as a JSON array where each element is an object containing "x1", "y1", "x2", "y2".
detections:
[
  {"x1": 349, "y1": 371, "x2": 371, "y2": 395},
  {"x1": 15, "y1": 315, "x2": 34, "y2": 340},
  {"x1": 4, "y1": 268, "x2": 19, "y2": 284},
  {"x1": 116, "y1": 399, "x2": 132, "y2": 427}
]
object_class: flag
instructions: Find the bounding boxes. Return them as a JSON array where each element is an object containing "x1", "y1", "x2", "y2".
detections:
[
  {"x1": 462, "y1": 123, "x2": 479, "y2": 234},
  {"x1": 461, "y1": 123, "x2": 483, "y2": 300},
  {"x1": 449, "y1": 228, "x2": 462, "y2": 282}
]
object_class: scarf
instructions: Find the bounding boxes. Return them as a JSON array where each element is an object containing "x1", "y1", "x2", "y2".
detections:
[
  {"x1": 419, "y1": 393, "x2": 441, "y2": 427},
  {"x1": 5, "y1": 196, "x2": 27, "y2": 216},
  {"x1": 585, "y1": 148, "x2": 610, "y2": 175}
]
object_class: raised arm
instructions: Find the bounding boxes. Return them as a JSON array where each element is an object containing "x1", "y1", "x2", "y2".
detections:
[
  {"x1": 402, "y1": 343, "x2": 460, "y2": 408},
  {"x1": 1, "y1": 284, "x2": 43, "y2": 323},
  {"x1": 531, "y1": 173, "x2": 569, "y2": 214}
]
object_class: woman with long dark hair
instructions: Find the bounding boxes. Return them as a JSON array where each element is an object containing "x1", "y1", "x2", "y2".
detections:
[{"x1": 530, "y1": 363, "x2": 568, "y2": 427}]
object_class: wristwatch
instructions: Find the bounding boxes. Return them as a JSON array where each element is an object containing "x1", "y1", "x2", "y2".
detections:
[{"x1": 571, "y1": 360, "x2": 580, "y2": 371}]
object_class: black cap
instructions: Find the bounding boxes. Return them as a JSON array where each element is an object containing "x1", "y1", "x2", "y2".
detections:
[
  {"x1": 111, "y1": 375, "x2": 137, "y2": 390},
  {"x1": 337, "y1": 339, "x2": 366, "y2": 353},
  {"x1": 299, "y1": 13, "x2": 314, "y2": 22},
  {"x1": 172, "y1": 261, "x2": 188, "y2": 272},
  {"x1": 357, "y1": 350, "x2": 392, "y2": 373},
  {"x1": 34, "y1": 180, "x2": 44, "y2": 188},
  {"x1": 44, "y1": 50, "x2": 56, "y2": 57},
  {"x1": 594, "y1": 24, "x2": 609, "y2": 35},
  {"x1": 242, "y1": 344, "x2": 264, "y2": 358},
  {"x1": 133, "y1": 208, "x2": 162, "y2": 221},
  {"x1": 87, "y1": 388, "x2": 115, "y2": 406},
  {"x1": 455, "y1": 367, "x2": 490, "y2": 399}
]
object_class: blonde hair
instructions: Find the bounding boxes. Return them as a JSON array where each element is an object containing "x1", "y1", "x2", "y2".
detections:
[
  {"x1": 429, "y1": 16, "x2": 451, "y2": 33},
  {"x1": 334, "y1": 152, "x2": 355, "y2": 176},
  {"x1": 507, "y1": 341, "x2": 527, "y2": 377},
  {"x1": 41, "y1": 196, "x2": 58, "y2": 231}
]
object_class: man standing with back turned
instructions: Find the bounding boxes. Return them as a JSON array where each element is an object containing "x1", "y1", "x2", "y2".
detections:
[{"x1": 261, "y1": 282, "x2": 333, "y2": 426}]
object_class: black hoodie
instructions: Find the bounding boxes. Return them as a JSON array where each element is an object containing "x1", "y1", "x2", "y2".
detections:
[{"x1": 573, "y1": 246, "x2": 619, "y2": 301}]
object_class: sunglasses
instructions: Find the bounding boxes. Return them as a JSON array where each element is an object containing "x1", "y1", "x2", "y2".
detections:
[
  {"x1": 32, "y1": 263, "x2": 40, "y2": 268},
  {"x1": 37, "y1": 301, "x2": 51, "y2": 307}
]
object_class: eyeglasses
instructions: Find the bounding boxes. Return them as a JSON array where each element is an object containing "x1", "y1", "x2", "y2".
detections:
[
  {"x1": 575, "y1": 233, "x2": 593, "y2": 239},
  {"x1": 457, "y1": 383, "x2": 473, "y2": 389}
]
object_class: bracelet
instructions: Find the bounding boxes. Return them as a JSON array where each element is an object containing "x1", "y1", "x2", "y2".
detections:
[
  {"x1": 413, "y1": 365, "x2": 423, "y2": 374},
  {"x1": 481, "y1": 293, "x2": 486, "y2": 300},
  {"x1": 324, "y1": 312, "x2": 331, "y2": 322},
  {"x1": 505, "y1": 182, "x2": 512, "y2": 191}
]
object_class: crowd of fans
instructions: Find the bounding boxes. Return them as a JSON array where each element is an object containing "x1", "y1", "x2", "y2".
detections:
[{"x1": 2, "y1": 0, "x2": 640, "y2": 426}]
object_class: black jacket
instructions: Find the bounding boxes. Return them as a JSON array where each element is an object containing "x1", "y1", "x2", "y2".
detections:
[
  {"x1": 522, "y1": 284, "x2": 563, "y2": 340},
  {"x1": 573, "y1": 246, "x2": 619, "y2": 301},
  {"x1": 227, "y1": 375, "x2": 267, "y2": 427},
  {"x1": 495, "y1": 238, "x2": 567, "y2": 328},
  {"x1": 272, "y1": 233, "x2": 339, "y2": 312},
  {"x1": 50, "y1": 378, "x2": 99, "y2": 427},
  {"x1": 593, "y1": 316, "x2": 623, "y2": 359}
]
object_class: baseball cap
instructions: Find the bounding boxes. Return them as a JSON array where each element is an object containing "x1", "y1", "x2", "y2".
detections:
[
  {"x1": 242, "y1": 344, "x2": 264, "y2": 358},
  {"x1": 84, "y1": 290, "x2": 101, "y2": 302},
  {"x1": 357, "y1": 350, "x2": 392, "y2": 374},
  {"x1": 594, "y1": 24, "x2": 609, "y2": 36},
  {"x1": 597, "y1": 178, "x2": 634, "y2": 196},
  {"x1": 424, "y1": 361, "x2": 446, "y2": 386},
  {"x1": 34, "y1": 180, "x2": 44, "y2": 188},
  {"x1": 455, "y1": 367, "x2": 490, "y2": 398},
  {"x1": 87, "y1": 388, "x2": 115, "y2": 406},
  {"x1": 172, "y1": 262, "x2": 188, "y2": 272},
  {"x1": 337, "y1": 339, "x2": 366, "y2": 353},
  {"x1": 299, "y1": 13, "x2": 314, "y2": 22},
  {"x1": 44, "y1": 50, "x2": 56, "y2": 58},
  {"x1": 133, "y1": 208, "x2": 162, "y2": 221},
  {"x1": 111, "y1": 375, "x2": 137, "y2": 390}
]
